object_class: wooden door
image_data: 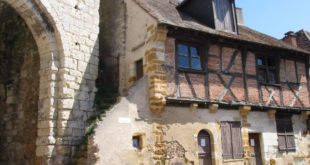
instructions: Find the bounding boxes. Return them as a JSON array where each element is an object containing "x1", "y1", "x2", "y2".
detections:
[
  {"x1": 198, "y1": 130, "x2": 212, "y2": 165},
  {"x1": 249, "y1": 133, "x2": 263, "y2": 165}
]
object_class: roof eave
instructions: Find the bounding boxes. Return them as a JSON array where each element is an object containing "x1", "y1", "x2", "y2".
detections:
[{"x1": 162, "y1": 23, "x2": 310, "y2": 56}]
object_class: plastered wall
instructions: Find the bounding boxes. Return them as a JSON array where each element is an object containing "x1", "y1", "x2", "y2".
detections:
[{"x1": 92, "y1": 77, "x2": 310, "y2": 165}]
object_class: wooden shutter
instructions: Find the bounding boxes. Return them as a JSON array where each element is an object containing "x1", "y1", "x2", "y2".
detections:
[
  {"x1": 214, "y1": 0, "x2": 236, "y2": 32},
  {"x1": 276, "y1": 114, "x2": 296, "y2": 152},
  {"x1": 231, "y1": 122, "x2": 243, "y2": 159},
  {"x1": 221, "y1": 122, "x2": 233, "y2": 159}
]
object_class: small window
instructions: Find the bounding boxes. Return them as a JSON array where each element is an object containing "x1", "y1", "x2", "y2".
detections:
[
  {"x1": 135, "y1": 59, "x2": 143, "y2": 80},
  {"x1": 257, "y1": 56, "x2": 278, "y2": 84},
  {"x1": 276, "y1": 114, "x2": 295, "y2": 152},
  {"x1": 132, "y1": 136, "x2": 141, "y2": 150},
  {"x1": 220, "y1": 121, "x2": 243, "y2": 159},
  {"x1": 177, "y1": 43, "x2": 202, "y2": 71}
]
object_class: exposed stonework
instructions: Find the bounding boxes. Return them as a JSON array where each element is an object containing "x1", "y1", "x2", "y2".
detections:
[
  {"x1": 0, "y1": 3, "x2": 39, "y2": 164},
  {"x1": 0, "y1": 0, "x2": 100, "y2": 164}
]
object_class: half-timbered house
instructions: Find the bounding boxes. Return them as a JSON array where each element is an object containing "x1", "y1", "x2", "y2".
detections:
[{"x1": 92, "y1": 0, "x2": 310, "y2": 164}]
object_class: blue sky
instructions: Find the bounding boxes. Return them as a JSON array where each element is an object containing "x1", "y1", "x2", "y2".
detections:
[
  {"x1": 178, "y1": 0, "x2": 310, "y2": 39},
  {"x1": 235, "y1": 0, "x2": 310, "y2": 39}
]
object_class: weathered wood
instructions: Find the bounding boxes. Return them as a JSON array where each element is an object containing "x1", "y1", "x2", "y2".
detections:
[
  {"x1": 175, "y1": 70, "x2": 180, "y2": 98},
  {"x1": 225, "y1": 50, "x2": 239, "y2": 72},
  {"x1": 204, "y1": 42, "x2": 210, "y2": 100},
  {"x1": 165, "y1": 96, "x2": 310, "y2": 111},
  {"x1": 264, "y1": 86, "x2": 280, "y2": 107},
  {"x1": 217, "y1": 74, "x2": 238, "y2": 101},
  {"x1": 255, "y1": 54, "x2": 264, "y2": 105},
  {"x1": 185, "y1": 73, "x2": 197, "y2": 98},
  {"x1": 242, "y1": 49, "x2": 249, "y2": 102},
  {"x1": 288, "y1": 84, "x2": 304, "y2": 108}
]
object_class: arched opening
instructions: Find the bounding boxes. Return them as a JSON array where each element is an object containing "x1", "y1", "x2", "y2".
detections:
[
  {"x1": 198, "y1": 130, "x2": 212, "y2": 165},
  {"x1": 0, "y1": 2, "x2": 40, "y2": 164}
]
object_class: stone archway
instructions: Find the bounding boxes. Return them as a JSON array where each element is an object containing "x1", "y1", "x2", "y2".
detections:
[
  {"x1": 0, "y1": 0, "x2": 61, "y2": 164},
  {"x1": 0, "y1": 3, "x2": 40, "y2": 164}
]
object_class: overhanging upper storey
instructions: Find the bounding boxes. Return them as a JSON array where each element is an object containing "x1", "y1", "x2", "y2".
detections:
[{"x1": 177, "y1": 0, "x2": 238, "y2": 33}]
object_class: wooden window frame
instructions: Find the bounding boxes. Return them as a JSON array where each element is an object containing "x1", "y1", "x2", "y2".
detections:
[
  {"x1": 256, "y1": 55, "x2": 279, "y2": 85},
  {"x1": 220, "y1": 121, "x2": 243, "y2": 159},
  {"x1": 175, "y1": 41, "x2": 204, "y2": 72},
  {"x1": 275, "y1": 114, "x2": 296, "y2": 153}
]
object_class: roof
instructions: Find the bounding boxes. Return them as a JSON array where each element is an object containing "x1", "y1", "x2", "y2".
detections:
[
  {"x1": 295, "y1": 29, "x2": 310, "y2": 52},
  {"x1": 304, "y1": 30, "x2": 310, "y2": 41},
  {"x1": 135, "y1": 0, "x2": 310, "y2": 54}
]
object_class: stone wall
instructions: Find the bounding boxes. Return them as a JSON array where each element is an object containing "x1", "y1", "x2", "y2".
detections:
[
  {"x1": 0, "y1": 0, "x2": 100, "y2": 164},
  {"x1": 0, "y1": 3, "x2": 39, "y2": 164}
]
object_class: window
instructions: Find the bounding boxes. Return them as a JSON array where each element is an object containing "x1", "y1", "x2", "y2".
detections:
[
  {"x1": 214, "y1": 0, "x2": 236, "y2": 32},
  {"x1": 276, "y1": 114, "x2": 295, "y2": 152},
  {"x1": 257, "y1": 56, "x2": 278, "y2": 84},
  {"x1": 132, "y1": 136, "x2": 142, "y2": 150},
  {"x1": 177, "y1": 43, "x2": 202, "y2": 71},
  {"x1": 135, "y1": 59, "x2": 143, "y2": 80},
  {"x1": 220, "y1": 121, "x2": 243, "y2": 159}
]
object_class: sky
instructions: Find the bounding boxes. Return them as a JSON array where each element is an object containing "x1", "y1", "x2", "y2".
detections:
[
  {"x1": 178, "y1": 0, "x2": 310, "y2": 39},
  {"x1": 235, "y1": 0, "x2": 310, "y2": 39}
]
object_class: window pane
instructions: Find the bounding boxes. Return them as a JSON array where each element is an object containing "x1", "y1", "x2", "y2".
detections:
[
  {"x1": 179, "y1": 56, "x2": 189, "y2": 68},
  {"x1": 133, "y1": 136, "x2": 140, "y2": 149},
  {"x1": 258, "y1": 69, "x2": 266, "y2": 82},
  {"x1": 190, "y1": 46, "x2": 199, "y2": 57},
  {"x1": 268, "y1": 71, "x2": 276, "y2": 84},
  {"x1": 257, "y1": 58, "x2": 264, "y2": 66},
  {"x1": 191, "y1": 57, "x2": 202, "y2": 70},
  {"x1": 178, "y1": 44, "x2": 188, "y2": 55},
  {"x1": 268, "y1": 58, "x2": 276, "y2": 67}
]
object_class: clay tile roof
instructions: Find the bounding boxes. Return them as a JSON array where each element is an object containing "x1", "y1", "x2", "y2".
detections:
[{"x1": 135, "y1": 0, "x2": 310, "y2": 54}]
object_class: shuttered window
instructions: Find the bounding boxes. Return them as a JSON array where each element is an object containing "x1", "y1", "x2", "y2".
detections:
[
  {"x1": 214, "y1": 0, "x2": 236, "y2": 32},
  {"x1": 276, "y1": 114, "x2": 296, "y2": 152},
  {"x1": 220, "y1": 121, "x2": 243, "y2": 159}
]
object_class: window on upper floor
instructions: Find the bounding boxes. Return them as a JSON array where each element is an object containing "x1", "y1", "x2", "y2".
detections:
[
  {"x1": 176, "y1": 42, "x2": 202, "y2": 71},
  {"x1": 220, "y1": 121, "x2": 243, "y2": 159},
  {"x1": 257, "y1": 56, "x2": 279, "y2": 84},
  {"x1": 275, "y1": 114, "x2": 295, "y2": 152},
  {"x1": 178, "y1": 0, "x2": 237, "y2": 33}
]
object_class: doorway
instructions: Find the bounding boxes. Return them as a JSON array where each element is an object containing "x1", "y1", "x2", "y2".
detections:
[
  {"x1": 249, "y1": 133, "x2": 263, "y2": 165},
  {"x1": 198, "y1": 130, "x2": 212, "y2": 165}
]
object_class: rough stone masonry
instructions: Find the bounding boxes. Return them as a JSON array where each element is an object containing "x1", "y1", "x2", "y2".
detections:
[{"x1": 0, "y1": 0, "x2": 100, "y2": 164}]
